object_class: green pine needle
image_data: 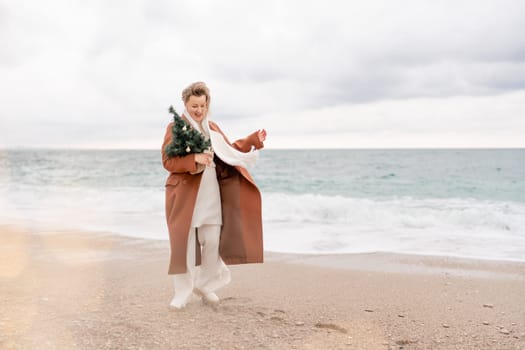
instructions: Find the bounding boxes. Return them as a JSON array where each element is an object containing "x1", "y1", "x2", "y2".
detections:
[{"x1": 164, "y1": 106, "x2": 211, "y2": 157}]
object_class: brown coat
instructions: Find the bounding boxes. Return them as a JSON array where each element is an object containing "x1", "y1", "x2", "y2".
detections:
[{"x1": 162, "y1": 120, "x2": 264, "y2": 274}]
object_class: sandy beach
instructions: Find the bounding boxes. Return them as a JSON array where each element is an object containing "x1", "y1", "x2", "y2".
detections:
[{"x1": 1, "y1": 223, "x2": 524, "y2": 350}]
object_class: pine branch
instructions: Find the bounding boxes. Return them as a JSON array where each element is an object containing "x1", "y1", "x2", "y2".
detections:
[{"x1": 164, "y1": 106, "x2": 211, "y2": 157}]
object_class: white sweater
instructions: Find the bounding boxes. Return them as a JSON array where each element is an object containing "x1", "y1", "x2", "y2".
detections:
[{"x1": 190, "y1": 164, "x2": 222, "y2": 228}]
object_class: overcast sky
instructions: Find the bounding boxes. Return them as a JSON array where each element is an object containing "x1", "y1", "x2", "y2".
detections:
[{"x1": 1, "y1": 0, "x2": 524, "y2": 149}]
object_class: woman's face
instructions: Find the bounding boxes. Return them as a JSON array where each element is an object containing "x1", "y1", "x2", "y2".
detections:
[{"x1": 185, "y1": 95, "x2": 208, "y2": 122}]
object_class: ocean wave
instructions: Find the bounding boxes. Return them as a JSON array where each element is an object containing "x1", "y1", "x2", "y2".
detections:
[
  {"x1": 262, "y1": 192, "x2": 525, "y2": 261},
  {"x1": 1, "y1": 185, "x2": 524, "y2": 261},
  {"x1": 0, "y1": 185, "x2": 167, "y2": 240},
  {"x1": 263, "y1": 192, "x2": 524, "y2": 231}
]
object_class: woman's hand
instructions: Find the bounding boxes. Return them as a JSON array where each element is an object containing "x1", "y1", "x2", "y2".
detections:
[
  {"x1": 257, "y1": 129, "x2": 267, "y2": 143},
  {"x1": 195, "y1": 152, "x2": 213, "y2": 167}
]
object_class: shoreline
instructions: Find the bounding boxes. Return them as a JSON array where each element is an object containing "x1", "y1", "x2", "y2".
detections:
[
  {"x1": 265, "y1": 251, "x2": 525, "y2": 280},
  {"x1": 3, "y1": 218, "x2": 524, "y2": 266},
  {"x1": 1, "y1": 223, "x2": 524, "y2": 349}
]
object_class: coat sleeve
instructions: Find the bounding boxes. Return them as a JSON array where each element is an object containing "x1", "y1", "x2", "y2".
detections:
[
  {"x1": 232, "y1": 131, "x2": 264, "y2": 152},
  {"x1": 209, "y1": 121, "x2": 264, "y2": 152},
  {"x1": 161, "y1": 123, "x2": 198, "y2": 173}
]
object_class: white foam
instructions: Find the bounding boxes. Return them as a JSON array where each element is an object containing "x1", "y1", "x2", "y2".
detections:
[
  {"x1": 262, "y1": 192, "x2": 525, "y2": 261},
  {"x1": 0, "y1": 184, "x2": 168, "y2": 240},
  {"x1": 2, "y1": 185, "x2": 525, "y2": 261}
]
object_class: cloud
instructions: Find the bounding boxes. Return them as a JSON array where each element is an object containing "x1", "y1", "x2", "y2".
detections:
[
  {"x1": 249, "y1": 90, "x2": 525, "y2": 148},
  {"x1": 1, "y1": 0, "x2": 524, "y2": 148}
]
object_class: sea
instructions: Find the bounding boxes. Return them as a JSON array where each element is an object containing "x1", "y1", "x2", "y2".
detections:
[{"x1": 1, "y1": 149, "x2": 524, "y2": 262}]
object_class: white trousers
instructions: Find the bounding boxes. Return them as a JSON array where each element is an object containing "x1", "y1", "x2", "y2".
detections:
[{"x1": 171, "y1": 224, "x2": 231, "y2": 308}]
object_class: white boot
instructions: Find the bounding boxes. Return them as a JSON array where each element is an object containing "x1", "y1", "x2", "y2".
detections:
[
  {"x1": 194, "y1": 225, "x2": 231, "y2": 304},
  {"x1": 193, "y1": 288, "x2": 219, "y2": 306},
  {"x1": 170, "y1": 230, "x2": 196, "y2": 309},
  {"x1": 170, "y1": 294, "x2": 188, "y2": 309}
]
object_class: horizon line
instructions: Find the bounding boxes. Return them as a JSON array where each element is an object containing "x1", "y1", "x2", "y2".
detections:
[{"x1": 2, "y1": 146, "x2": 525, "y2": 151}]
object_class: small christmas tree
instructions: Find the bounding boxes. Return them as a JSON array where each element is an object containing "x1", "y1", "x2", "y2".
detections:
[{"x1": 164, "y1": 106, "x2": 211, "y2": 158}]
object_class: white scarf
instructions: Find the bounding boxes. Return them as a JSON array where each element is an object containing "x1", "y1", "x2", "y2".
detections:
[{"x1": 183, "y1": 109, "x2": 259, "y2": 169}]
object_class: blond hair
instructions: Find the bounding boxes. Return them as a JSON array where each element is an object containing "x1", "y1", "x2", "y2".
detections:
[{"x1": 181, "y1": 81, "x2": 211, "y2": 107}]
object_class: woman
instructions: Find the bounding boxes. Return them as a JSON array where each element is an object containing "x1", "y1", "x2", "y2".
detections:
[{"x1": 161, "y1": 81, "x2": 267, "y2": 309}]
